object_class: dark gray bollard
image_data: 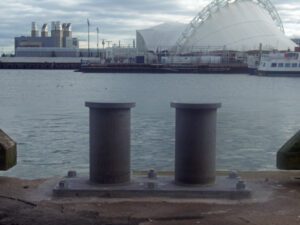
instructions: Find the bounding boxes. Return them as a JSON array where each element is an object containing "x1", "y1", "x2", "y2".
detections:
[
  {"x1": 171, "y1": 102, "x2": 221, "y2": 185},
  {"x1": 85, "y1": 102, "x2": 135, "y2": 184}
]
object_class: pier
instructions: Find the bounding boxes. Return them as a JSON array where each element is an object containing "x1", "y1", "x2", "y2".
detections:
[
  {"x1": 0, "y1": 57, "x2": 248, "y2": 73},
  {"x1": 0, "y1": 57, "x2": 81, "y2": 70},
  {"x1": 79, "y1": 63, "x2": 248, "y2": 73}
]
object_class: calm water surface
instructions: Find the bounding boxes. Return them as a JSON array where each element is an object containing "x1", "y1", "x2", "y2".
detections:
[{"x1": 0, "y1": 70, "x2": 300, "y2": 178}]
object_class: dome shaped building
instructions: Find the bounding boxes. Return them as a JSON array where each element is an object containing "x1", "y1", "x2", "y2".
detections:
[
  {"x1": 136, "y1": 22, "x2": 187, "y2": 53},
  {"x1": 136, "y1": 0, "x2": 296, "y2": 54}
]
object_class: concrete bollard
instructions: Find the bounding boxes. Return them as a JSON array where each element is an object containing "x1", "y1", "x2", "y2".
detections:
[
  {"x1": 0, "y1": 129, "x2": 17, "y2": 171},
  {"x1": 85, "y1": 102, "x2": 135, "y2": 184},
  {"x1": 171, "y1": 102, "x2": 221, "y2": 185}
]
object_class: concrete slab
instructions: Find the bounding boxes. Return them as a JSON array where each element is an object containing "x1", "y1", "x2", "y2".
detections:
[{"x1": 53, "y1": 175, "x2": 251, "y2": 199}]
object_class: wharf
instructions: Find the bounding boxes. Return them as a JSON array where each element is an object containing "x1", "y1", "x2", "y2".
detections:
[
  {"x1": 79, "y1": 63, "x2": 248, "y2": 74},
  {"x1": 0, "y1": 61, "x2": 80, "y2": 70},
  {"x1": 0, "y1": 57, "x2": 81, "y2": 70},
  {"x1": 0, "y1": 171, "x2": 300, "y2": 225},
  {"x1": 0, "y1": 57, "x2": 248, "y2": 73}
]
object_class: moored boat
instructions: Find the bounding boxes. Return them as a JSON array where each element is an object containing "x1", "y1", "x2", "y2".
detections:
[{"x1": 257, "y1": 51, "x2": 300, "y2": 77}]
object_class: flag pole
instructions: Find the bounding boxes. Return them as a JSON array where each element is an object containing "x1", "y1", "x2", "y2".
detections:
[{"x1": 87, "y1": 18, "x2": 90, "y2": 57}]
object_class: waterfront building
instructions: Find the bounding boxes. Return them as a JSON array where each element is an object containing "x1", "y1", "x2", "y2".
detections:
[{"x1": 15, "y1": 21, "x2": 79, "y2": 57}]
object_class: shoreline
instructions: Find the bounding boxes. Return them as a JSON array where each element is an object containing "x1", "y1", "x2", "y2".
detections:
[{"x1": 0, "y1": 170, "x2": 300, "y2": 225}]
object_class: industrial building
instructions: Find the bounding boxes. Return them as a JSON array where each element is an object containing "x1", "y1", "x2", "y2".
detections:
[
  {"x1": 14, "y1": 21, "x2": 137, "y2": 61},
  {"x1": 15, "y1": 21, "x2": 79, "y2": 57},
  {"x1": 136, "y1": 0, "x2": 296, "y2": 54}
]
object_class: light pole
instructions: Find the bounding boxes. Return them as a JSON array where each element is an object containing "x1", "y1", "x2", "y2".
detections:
[
  {"x1": 87, "y1": 18, "x2": 90, "y2": 57},
  {"x1": 97, "y1": 27, "x2": 99, "y2": 58},
  {"x1": 102, "y1": 39, "x2": 105, "y2": 61}
]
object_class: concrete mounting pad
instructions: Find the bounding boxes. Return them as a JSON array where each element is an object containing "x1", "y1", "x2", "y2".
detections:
[{"x1": 53, "y1": 175, "x2": 251, "y2": 199}]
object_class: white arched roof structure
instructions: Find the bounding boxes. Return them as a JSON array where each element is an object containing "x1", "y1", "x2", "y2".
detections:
[
  {"x1": 136, "y1": 0, "x2": 296, "y2": 53},
  {"x1": 136, "y1": 22, "x2": 186, "y2": 52},
  {"x1": 176, "y1": 0, "x2": 296, "y2": 52}
]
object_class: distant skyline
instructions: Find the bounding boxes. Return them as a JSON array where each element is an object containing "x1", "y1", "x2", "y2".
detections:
[{"x1": 0, "y1": 0, "x2": 299, "y2": 52}]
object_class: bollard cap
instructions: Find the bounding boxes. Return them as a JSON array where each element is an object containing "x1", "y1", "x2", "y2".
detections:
[
  {"x1": 171, "y1": 102, "x2": 221, "y2": 109},
  {"x1": 85, "y1": 102, "x2": 136, "y2": 109}
]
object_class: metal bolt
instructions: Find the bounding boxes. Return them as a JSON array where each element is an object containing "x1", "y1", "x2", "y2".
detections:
[
  {"x1": 228, "y1": 171, "x2": 239, "y2": 179},
  {"x1": 59, "y1": 180, "x2": 67, "y2": 189},
  {"x1": 67, "y1": 170, "x2": 77, "y2": 178},
  {"x1": 236, "y1": 180, "x2": 246, "y2": 190},
  {"x1": 148, "y1": 169, "x2": 157, "y2": 179}
]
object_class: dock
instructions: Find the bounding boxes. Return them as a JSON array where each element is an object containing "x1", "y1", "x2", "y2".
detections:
[
  {"x1": 0, "y1": 57, "x2": 81, "y2": 70},
  {"x1": 79, "y1": 63, "x2": 248, "y2": 74},
  {"x1": 0, "y1": 57, "x2": 249, "y2": 73}
]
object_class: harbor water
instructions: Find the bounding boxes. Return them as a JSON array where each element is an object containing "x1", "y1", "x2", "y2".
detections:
[{"x1": 1, "y1": 70, "x2": 300, "y2": 179}]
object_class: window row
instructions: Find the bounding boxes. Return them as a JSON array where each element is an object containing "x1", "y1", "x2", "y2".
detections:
[{"x1": 271, "y1": 62, "x2": 300, "y2": 68}]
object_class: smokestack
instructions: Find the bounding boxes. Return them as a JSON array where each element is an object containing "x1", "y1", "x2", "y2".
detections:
[
  {"x1": 62, "y1": 23, "x2": 72, "y2": 37},
  {"x1": 31, "y1": 22, "x2": 39, "y2": 37},
  {"x1": 62, "y1": 23, "x2": 72, "y2": 47},
  {"x1": 41, "y1": 24, "x2": 48, "y2": 37},
  {"x1": 51, "y1": 21, "x2": 63, "y2": 48}
]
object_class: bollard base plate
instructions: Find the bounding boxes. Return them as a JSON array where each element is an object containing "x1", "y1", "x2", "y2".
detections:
[{"x1": 53, "y1": 175, "x2": 251, "y2": 199}]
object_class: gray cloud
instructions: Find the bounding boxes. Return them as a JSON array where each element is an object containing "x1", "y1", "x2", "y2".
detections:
[{"x1": 0, "y1": 0, "x2": 299, "y2": 52}]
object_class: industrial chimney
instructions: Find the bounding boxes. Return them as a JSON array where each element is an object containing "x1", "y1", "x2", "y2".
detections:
[
  {"x1": 51, "y1": 21, "x2": 63, "y2": 48},
  {"x1": 62, "y1": 23, "x2": 72, "y2": 47},
  {"x1": 41, "y1": 24, "x2": 48, "y2": 37},
  {"x1": 31, "y1": 22, "x2": 39, "y2": 37}
]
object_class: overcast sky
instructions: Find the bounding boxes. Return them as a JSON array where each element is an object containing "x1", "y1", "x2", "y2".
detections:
[{"x1": 0, "y1": 0, "x2": 299, "y2": 52}]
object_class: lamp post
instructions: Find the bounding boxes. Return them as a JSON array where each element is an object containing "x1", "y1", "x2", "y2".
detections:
[
  {"x1": 97, "y1": 27, "x2": 100, "y2": 58},
  {"x1": 102, "y1": 39, "x2": 106, "y2": 61},
  {"x1": 87, "y1": 18, "x2": 90, "y2": 57}
]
